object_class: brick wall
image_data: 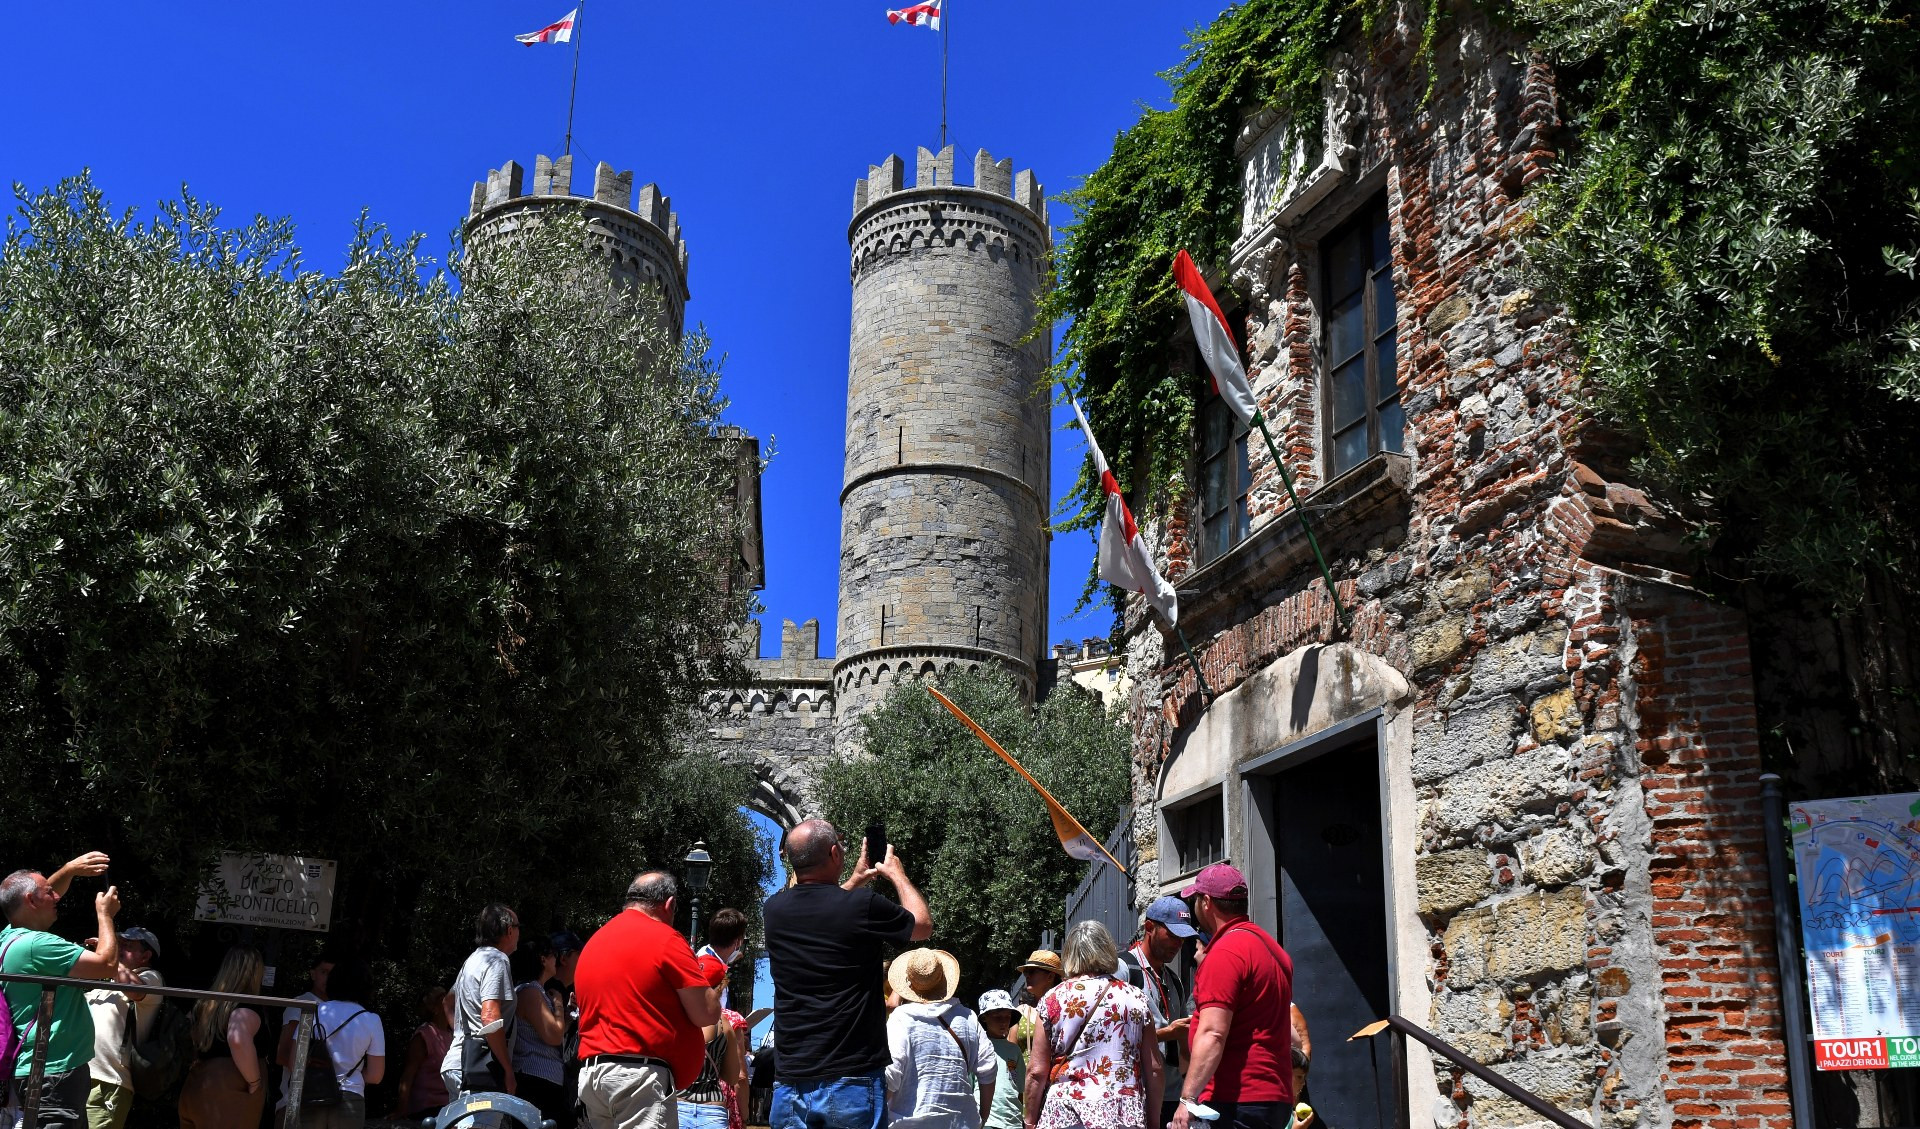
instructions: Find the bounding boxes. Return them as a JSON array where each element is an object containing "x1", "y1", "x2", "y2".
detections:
[{"x1": 1117, "y1": 4, "x2": 1790, "y2": 1128}]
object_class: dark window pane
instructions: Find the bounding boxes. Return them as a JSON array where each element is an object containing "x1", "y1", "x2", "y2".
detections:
[
  {"x1": 1370, "y1": 209, "x2": 1392, "y2": 270},
  {"x1": 1203, "y1": 513, "x2": 1228, "y2": 561},
  {"x1": 1200, "y1": 398, "x2": 1231, "y2": 457},
  {"x1": 1201, "y1": 451, "x2": 1228, "y2": 514},
  {"x1": 1332, "y1": 358, "x2": 1367, "y2": 429},
  {"x1": 1372, "y1": 267, "x2": 1397, "y2": 340},
  {"x1": 1379, "y1": 397, "x2": 1407, "y2": 454},
  {"x1": 1333, "y1": 423, "x2": 1368, "y2": 476},
  {"x1": 1235, "y1": 500, "x2": 1251, "y2": 545},
  {"x1": 1329, "y1": 293, "x2": 1366, "y2": 365},
  {"x1": 1375, "y1": 337, "x2": 1398, "y2": 402},
  {"x1": 1235, "y1": 434, "x2": 1251, "y2": 494},
  {"x1": 1328, "y1": 226, "x2": 1367, "y2": 299}
]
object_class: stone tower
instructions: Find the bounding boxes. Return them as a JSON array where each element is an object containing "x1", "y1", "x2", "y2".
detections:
[
  {"x1": 833, "y1": 145, "x2": 1055, "y2": 742},
  {"x1": 465, "y1": 154, "x2": 691, "y2": 336}
]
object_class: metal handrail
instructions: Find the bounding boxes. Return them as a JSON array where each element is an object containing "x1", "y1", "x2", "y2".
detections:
[
  {"x1": 0, "y1": 971, "x2": 318, "y2": 1129},
  {"x1": 1351, "y1": 1014, "x2": 1587, "y2": 1129}
]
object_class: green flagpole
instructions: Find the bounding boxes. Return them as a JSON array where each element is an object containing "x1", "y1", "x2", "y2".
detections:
[
  {"x1": 1249, "y1": 409, "x2": 1351, "y2": 632},
  {"x1": 1173, "y1": 624, "x2": 1216, "y2": 704}
]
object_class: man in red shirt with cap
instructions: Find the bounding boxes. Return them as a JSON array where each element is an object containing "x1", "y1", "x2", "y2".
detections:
[
  {"x1": 575, "y1": 871, "x2": 727, "y2": 1129},
  {"x1": 1170, "y1": 863, "x2": 1295, "y2": 1129}
]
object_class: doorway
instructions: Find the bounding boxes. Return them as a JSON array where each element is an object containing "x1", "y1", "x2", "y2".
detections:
[{"x1": 1244, "y1": 717, "x2": 1395, "y2": 1129}]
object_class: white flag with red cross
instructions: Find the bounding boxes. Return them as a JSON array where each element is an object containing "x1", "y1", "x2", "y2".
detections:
[
  {"x1": 1174, "y1": 249, "x2": 1258, "y2": 424},
  {"x1": 886, "y1": 0, "x2": 942, "y2": 29},
  {"x1": 1071, "y1": 398, "x2": 1179, "y2": 625},
  {"x1": 515, "y1": 9, "x2": 577, "y2": 44}
]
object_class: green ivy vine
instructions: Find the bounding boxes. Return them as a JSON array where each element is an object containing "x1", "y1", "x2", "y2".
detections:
[
  {"x1": 1042, "y1": 0, "x2": 1358, "y2": 545},
  {"x1": 1049, "y1": 0, "x2": 1920, "y2": 608}
]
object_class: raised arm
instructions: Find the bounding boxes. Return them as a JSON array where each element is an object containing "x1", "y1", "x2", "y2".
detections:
[
  {"x1": 49, "y1": 852, "x2": 109, "y2": 897},
  {"x1": 875, "y1": 850, "x2": 932, "y2": 942},
  {"x1": 67, "y1": 888, "x2": 121, "y2": 980}
]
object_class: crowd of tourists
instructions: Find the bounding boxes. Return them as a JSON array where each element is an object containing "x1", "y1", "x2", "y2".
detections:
[
  {"x1": 2, "y1": 830, "x2": 1305, "y2": 1129},
  {"x1": 759, "y1": 819, "x2": 1310, "y2": 1129}
]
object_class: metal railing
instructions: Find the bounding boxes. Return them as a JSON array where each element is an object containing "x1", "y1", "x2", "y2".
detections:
[
  {"x1": 1350, "y1": 1014, "x2": 1588, "y2": 1129},
  {"x1": 0, "y1": 971, "x2": 318, "y2": 1129}
]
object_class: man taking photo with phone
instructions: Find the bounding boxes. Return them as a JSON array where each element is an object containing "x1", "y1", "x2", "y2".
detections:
[{"x1": 763, "y1": 820, "x2": 931, "y2": 1129}]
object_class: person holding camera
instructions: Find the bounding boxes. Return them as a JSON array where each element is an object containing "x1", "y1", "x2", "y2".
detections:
[
  {"x1": 762, "y1": 820, "x2": 930, "y2": 1129},
  {"x1": 1, "y1": 852, "x2": 121, "y2": 1129}
]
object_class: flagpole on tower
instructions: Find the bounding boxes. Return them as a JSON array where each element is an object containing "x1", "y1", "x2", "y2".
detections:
[
  {"x1": 563, "y1": 0, "x2": 587, "y2": 156},
  {"x1": 939, "y1": 0, "x2": 948, "y2": 150}
]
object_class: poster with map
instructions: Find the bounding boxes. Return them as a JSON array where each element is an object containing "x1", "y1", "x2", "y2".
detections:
[{"x1": 1792, "y1": 792, "x2": 1920, "y2": 1070}]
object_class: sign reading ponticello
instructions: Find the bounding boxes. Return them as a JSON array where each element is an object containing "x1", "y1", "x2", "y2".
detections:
[
  {"x1": 193, "y1": 852, "x2": 337, "y2": 933},
  {"x1": 1791, "y1": 792, "x2": 1920, "y2": 1070}
]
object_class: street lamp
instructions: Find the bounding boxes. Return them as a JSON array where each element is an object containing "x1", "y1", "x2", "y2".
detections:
[{"x1": 685, "y1": 841, "x2": 713, "y2": 945}]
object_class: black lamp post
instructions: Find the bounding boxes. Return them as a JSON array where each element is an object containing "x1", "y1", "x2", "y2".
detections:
[{"x1": 685, "y1": 841, "x2": 713, "y2": 946}]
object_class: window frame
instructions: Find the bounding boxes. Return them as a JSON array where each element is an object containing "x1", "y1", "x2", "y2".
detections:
[
  {"x1": 1195, "y1": 355, "x2": 1252, "y2": 565},
  {"x1": 1320, "y1": 195, "x2": 1402, "y2": 480}
]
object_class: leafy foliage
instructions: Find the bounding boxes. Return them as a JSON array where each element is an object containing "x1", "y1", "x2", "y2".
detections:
[
  {"x1": 813, "y1": 671, "x2": 1132, "y2": 998},
  {"x1": 1051, "y1": 0, "x2": 1920, "y2": 608},
  {"x1": 1040, "y1": 0, "x2": 1361, "y2": 544},
  {"x1": 0, "y1": 175, "x2": 770, "y2": 981},
  {"x1": 1521, "y1": 0, "x2": 1920, "y2": 602}
]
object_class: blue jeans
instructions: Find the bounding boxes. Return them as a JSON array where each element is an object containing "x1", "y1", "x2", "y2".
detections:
[
  {"x1": 771, "y1": 1071, "x2": 887, "y2": 1129},
  {"x1": 677, "y1": 1101, "x2": 730, "y2": 1129}
]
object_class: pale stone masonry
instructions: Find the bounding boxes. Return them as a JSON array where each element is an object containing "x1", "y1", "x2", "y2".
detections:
[
  {"x1": 466, "y1": 154, "x2": 691, "y2": 336},
  {"x1": 700, "y1": 147, "x2": 1056, "y2": 807}
]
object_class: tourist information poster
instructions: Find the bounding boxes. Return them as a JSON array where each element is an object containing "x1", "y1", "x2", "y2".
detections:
[{"x1": 1791, "y1": 792, "x2": 1920, "y2": 1070}]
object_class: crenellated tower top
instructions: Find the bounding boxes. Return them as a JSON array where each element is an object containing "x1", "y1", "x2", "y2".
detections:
[
  {"x1": 847, "y1": 146, "x2": 1049, "y2": 284},
  {"x1": 464, "y1": 154, "x2": 691, "y2": 336}
]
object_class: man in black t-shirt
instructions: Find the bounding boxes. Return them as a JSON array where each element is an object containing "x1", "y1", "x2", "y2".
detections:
[{"x1": 764, "y1": 819, "x2": 932, "y2": 1129}]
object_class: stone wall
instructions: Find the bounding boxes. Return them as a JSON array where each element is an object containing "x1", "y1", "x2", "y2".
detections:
[
  {"x1": 703, "y1": 619, "x2": 836, "y2": 826},
  {"x1": 465, "y1": 154, "x2": 691, "y2": 336},
  {"x1": 835, "y1": 146, "x2": 1054, "y2": 743},
  {"x1": 1119, "y1": 4, "x2": 1788, "y2": 1129}
]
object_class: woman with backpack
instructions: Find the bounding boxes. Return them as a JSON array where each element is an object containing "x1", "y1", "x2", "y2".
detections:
[
  {"x1": 283, "y1": 960, "x2": 385, "y2": 1129},
  {"x1": 178, "y1": 946, "x2": 270, "y2": 1129}
]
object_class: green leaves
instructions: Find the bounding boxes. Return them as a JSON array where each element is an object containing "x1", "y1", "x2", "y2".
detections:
[
  {"x1": 1524, "y1": 0, "x2": 1920, "y2": 602},
  {"x1": 0, "y1": 174, "x2": 768, "y2": 975},
  {"x1": 815, "y1": 671, "x2": 1132, "y2": 997}
]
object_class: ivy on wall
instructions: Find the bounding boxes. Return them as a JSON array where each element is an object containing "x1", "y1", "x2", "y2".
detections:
[
  {"x1": 1522, "y1": 0, "x2": 1920, "y2": 604},
  {"x1": 1050, "y1": 0, "x2": 1920, "y2": 609},
  {"x1": 1042, "y1": 0, "x2": 1354, "y2": 546}
]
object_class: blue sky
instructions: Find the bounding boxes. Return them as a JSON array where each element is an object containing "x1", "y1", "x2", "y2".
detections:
[{"x1": 2, "y1": 0, "x2": 1215, "y2": 655}]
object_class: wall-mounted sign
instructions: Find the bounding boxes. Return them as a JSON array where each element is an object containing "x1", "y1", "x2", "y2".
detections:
[
  {"x1": 1791, "y1": 793, "x2": 1920, "y2": 1070},
  {"x1": 193, "y1": 852, "x2": 337, "y2": 933}
]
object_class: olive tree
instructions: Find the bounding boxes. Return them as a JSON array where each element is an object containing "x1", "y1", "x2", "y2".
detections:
[{"x1": 0, "y1": 175, "x2": 768, "y2": 973}]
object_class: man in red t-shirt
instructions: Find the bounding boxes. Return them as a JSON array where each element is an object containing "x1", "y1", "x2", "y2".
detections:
[
  {"x1": 1171, "y1": 863, "x2": 1294, "y2": 1129},
  {"x1": 576, "y1": 871, "x2": 726, "y2": 1129}
]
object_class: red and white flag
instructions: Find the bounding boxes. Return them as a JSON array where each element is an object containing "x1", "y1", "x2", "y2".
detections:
[
  {"x1": 1071, "y1": 398, "x2": 1179, "y2": 625},
  {"x1": 886, "y1": 0, "x2": 942, "y2": 29},
  {"x1": 515, "y1": 8, "x2": 577, "y2": 44},
  {"x1": 1174, "y1": 249, "x2": 1257, "y2": 424}
]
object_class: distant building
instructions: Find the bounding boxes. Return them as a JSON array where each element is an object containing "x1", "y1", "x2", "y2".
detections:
[{"x1": 1052, "y1": 639, "x2": 1129, "y2": 710}]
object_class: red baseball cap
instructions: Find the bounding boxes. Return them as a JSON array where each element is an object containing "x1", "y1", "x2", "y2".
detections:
[{"x1": 1180, "y1": 863, "x2": 1249, "y2": 899}]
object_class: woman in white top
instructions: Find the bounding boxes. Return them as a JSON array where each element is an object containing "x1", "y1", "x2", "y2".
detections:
[
  {"x1": 884, "y1": 948, "x2": 996, "y2": 1129},
  {"x1": 288, "y1": 961, "x2": 386, "y2": 1129}
]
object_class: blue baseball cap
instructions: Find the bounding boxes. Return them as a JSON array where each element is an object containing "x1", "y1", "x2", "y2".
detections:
[{"x1": 1145, "y1": 895, "x2": 1199, "y2": 938}]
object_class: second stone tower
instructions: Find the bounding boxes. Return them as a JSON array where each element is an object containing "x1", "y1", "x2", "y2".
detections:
[{"x1": 835, "y1": 145, "x2": 1054, "y2": 742}]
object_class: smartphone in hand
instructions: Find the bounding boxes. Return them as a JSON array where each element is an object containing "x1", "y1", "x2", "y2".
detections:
[{"x1": 865, "y1": 822, "x2": 888, "y2": 866}]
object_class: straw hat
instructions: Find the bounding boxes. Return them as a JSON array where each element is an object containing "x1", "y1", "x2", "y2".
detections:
[
  {"x1": 1016, "y1": 950, "x2": 1063, "y2": 977},
  {"x1": 887, "y1": 948, "x2": 962, "y2": 1005}
]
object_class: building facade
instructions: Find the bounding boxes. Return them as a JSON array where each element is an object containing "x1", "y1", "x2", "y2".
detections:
[{"x1": 1110, "y1": 9, "x2": 1790, "y2": 1129}]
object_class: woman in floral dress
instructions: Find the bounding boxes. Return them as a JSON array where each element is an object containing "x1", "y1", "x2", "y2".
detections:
[{"x1": 1024, "y1": 921, "x2": 1165, "y2": 1129}]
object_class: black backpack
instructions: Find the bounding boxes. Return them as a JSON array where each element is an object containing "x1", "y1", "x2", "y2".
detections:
[
  {"x1": 299, "y1": 1008, "x2": 369, "y2": 1108},
  {"x1": 127, "y1": 1000, "x2": 192, "y2": 1099}
]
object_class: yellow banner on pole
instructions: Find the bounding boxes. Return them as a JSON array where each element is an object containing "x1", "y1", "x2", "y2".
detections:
[{"x1": 927, "y1": 687, "x2": 1123, "y2": 871}]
